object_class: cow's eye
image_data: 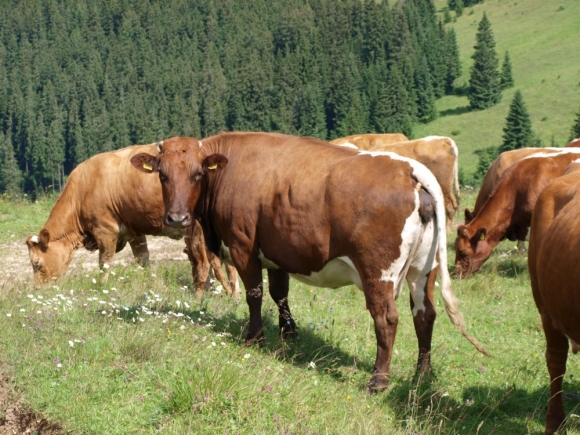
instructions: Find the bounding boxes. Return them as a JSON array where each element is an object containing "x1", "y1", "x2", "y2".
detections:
[
  {"x1": 159, "y1": 172, "x2": 168, "y2": 183},
  {"x1": 192, "y1": 172, "x2": 203, "y2": 182}
]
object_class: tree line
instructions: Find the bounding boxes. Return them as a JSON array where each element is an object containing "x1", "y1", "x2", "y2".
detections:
[{"x1": 0, "y1": 0, "x2": 464, "y2": 195}]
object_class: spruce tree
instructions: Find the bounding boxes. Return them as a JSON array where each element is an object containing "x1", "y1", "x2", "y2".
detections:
[
  {"x1": 570, "y1": 105, "x2": 580, "y2": 141},
  {"x1": 415, "y1": 56, "x2": 438, "y2": 123},
  {"x1": 499, "y1": 90, "x2": 534, "y2": 153},
  {"x1": 0, "y1": 129, "x2": 22, "y2": 194},
  {"x1": 468, "y1": 13, "x2": 502, "y2": 110},
  {"x1": 373, "y1": 66, "x2": 414, "y2": 137},
  {"x1": 445, "y1": 27, "x2": 462, "y2": 94},
  {"x1": 500, "y1": 51, "x2": 514, "y2": 90}
]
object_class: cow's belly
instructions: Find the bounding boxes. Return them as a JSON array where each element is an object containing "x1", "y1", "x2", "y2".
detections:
[
  {"x1": 221, "y1": 243, "x2": 362, "y2": 290},
  {"x1": 289, "y1": 256, "x2": 362, "y2": 290}
]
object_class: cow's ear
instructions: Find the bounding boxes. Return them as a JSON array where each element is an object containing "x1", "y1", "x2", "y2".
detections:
[
  {"x1": 203, "y1": 154, "x2": 228, "y2": 172},
  {"x1": 464, "y1": 208, "x2": 474, "y2": 223},
  {"x1": 31, "y1": 228, "x2": 50, "y2": 250},
  {"x1": 131, "y1": 153, "x2": 159, "y2": 174}
]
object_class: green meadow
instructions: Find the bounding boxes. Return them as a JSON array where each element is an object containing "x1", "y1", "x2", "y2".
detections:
[
  {"x1": 422, "y1": 0, "x2": 580, "y2": 174},
  {"x1": 1, "y1": 193, "x2": 579, "y2": 434}
]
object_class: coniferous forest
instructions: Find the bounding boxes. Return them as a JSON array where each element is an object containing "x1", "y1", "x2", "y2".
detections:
[{"x1": 0, "y1": 0, "x2": 462, "y2": 195}]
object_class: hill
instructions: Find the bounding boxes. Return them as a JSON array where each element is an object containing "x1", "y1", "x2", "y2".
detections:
[{"x1": 417, "y1": 0, "x2": 580, "y2": 174}]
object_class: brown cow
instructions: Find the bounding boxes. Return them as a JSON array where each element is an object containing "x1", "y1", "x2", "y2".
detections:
[
  {"x1": 528, "y1": 169, "x2": 580, "y2": 434},
  {"x1": 466, "y1": 142, "x2": 580, "y2": 225},
  {"x1": 330, "y1": 133, "x2": 409, "y2": 148},
  {"x1": 25, "y1": 143, "x2": 240, "y2": 299},
  {"x1": 131, "y1": 133, "x2": 488, "y2": 391},
  {"x1": 453, "y1": 149, "x2": 580, "y2": 277},
  {"x1": 332, "y1": 135, "x2": 459, "y2": 232}
]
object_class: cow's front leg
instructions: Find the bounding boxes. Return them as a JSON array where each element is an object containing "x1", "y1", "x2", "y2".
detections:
[
  {"x1": 267, "y1": 268, "x2": 296, "y2": 339},
  {"x1": 364, "y1": 279, "x2": 398, "y2": 392},
  {"x1": 541, "y1": 311, "x2": 569, "y2": 435},
  {"x1": 235, "y1": 254, "x2": 265, "y2": 344},
  {"x1": 184, "y1": 224, "x2": 211, "y2": 298},
  {"x1": 129, "y1": 235, "x2": 150, "y2": 267}
]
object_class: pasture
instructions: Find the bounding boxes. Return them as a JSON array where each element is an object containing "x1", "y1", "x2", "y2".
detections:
[
  {"x1": 1, "y1": 193, "x2": 579, "y2": 434},
  {"x1": 418, "y1": 0, "x2": 580, "y2": 174}
]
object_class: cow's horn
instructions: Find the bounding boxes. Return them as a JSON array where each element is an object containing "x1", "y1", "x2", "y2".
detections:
[
  {"x1": 30, "y1": 235, "x2": 39, "y2": 244},
  {"x1": 157, "y1": 140, "x2": 164, "y2": 154},
  {"x1": 198, "y1": 140, "x2": 203, "y2": 149}
]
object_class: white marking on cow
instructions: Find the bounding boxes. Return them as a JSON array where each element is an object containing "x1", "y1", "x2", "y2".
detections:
[
  {"x1": 290, "y1": 256, "x2": 362, "y2": 290},
  {"x1": 338, "y1": 142, "x2": 358, "y2": 150},
  {"x1": 259, "y1": 249, "x2": 281, "y2": 269},
  {"x1": 379, "y1": 189, "x2": 422, "y2": 299},
  {"x1": 357, "y1": 149, "x2": 454, "y2": 320},
  {"x1": 30, "y1": 235, "x2": 39, "y2": 244},
  {"x1": 523, "y1": 148, "x2": 580, "y2": 160}
]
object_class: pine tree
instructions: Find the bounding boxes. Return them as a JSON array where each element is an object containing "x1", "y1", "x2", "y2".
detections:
[
  {"x1": 499, "y1": 90, "x2": 534, "y2": 153},
  {"x1": 0, "y1": 129, "x2": 22, "y2": 194},
  {"x1": 415, "y1": 56, "x2": 438, "y2": 123},
  {"x1": 445, "y1": 27, "x2": 462, "y2": 94},
  {"x1": 570, "y1": 105, "x2": 580, "y2": 141},
  {"x1": 468, "y1": 13, "x2": 502, "y2": 110},
  {"x1": 456, "y1": 0, "x2": 464, "y2": 17},
  {"x1": 500, "y1": 51, "x2": 514, "y2": 90},
  {"x1": 373, "y1": 66, "x2": 414, "y2": 137}
]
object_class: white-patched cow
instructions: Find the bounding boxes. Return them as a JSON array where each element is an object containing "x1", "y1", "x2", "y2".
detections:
[{"x1": 131, "y1": 133, "x2": 488, "y2": 391}]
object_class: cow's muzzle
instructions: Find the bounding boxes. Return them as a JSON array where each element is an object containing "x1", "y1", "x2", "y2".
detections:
[{"x1": 165, "y1": 213, "x2": 193, "y2": 228}]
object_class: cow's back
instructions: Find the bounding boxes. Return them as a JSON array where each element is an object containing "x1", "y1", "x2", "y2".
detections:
[{"x1": 330, "y1": 133, "x2": 409, "y2": 149}]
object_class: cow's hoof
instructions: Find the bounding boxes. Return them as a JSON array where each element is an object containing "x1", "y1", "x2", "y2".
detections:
[
  {"x1": 367, "y1": 375, "x2": 389, "y2": 393},
  {"x1": 280, "y1": 319, "x2": 297, "y2": 339}
]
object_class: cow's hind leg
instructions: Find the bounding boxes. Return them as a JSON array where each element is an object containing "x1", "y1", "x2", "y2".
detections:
[
  {"x1": 226, "y1": 264, "x2": 241, "y2": 303},
  {"x1": 208, "y1": 252, "x2": 234, "y2": 295},
  {"x1": 407, "y1": 265, "x2": 437, "y2": 375},
  {"x1": 541, "y1": 311, "x2": 569, "y2": 435},
  {"x1": 129, "y1": 235, "x2": 150, "y2": 267},
  {"x1": 364, "y1": 279, "x2": 399, "y2": 392},
  {"x1": 267, "y1": 268, "x2": 296, "y2": 339}
]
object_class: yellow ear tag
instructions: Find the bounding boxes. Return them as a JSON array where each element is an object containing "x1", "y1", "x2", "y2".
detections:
[
  {"x1": 143, "y1": 163, "x2": 153, "y2": 171},
  {"x1": 480, "y1": 232, "x2": 486, "y2": 241},
  {"x1": 207, "y1": 164, "x2": 218, "y2": 170}
]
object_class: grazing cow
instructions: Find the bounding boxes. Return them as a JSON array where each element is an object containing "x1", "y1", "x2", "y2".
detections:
[
  {"x1": 453, "y1": 149, "x2": 580, "y2": 277},
  {"x1": 528, "y1": 170, "x2": 580, "y2": 434},
  {"x1": 466, "y1": 141, "x2": 580, "y2": 225},
  {"x1": 25, "y1": 143, "x2": 239, "y2": 300},
  {"x1": 131, "y1": 133, "x2": 488, "y2": 391},
  {"x1": 332, "y1": 135, "x2": 459, "y2": 232}
]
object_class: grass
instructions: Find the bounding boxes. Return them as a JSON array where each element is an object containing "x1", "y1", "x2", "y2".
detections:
[
  {"x1": 1, "y1": 194, "x2": 580, "y2": 434},
  {"x1": 420, "y1": 0, "x2": 580, "y2": 174}
]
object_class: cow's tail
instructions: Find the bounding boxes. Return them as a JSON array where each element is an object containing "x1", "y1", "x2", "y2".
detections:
[{"x1": 414, "y1": 161, "x2": 490, "y2": 357}]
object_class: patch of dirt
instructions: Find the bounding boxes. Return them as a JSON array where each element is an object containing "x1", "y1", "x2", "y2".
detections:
[
  {"x1": 0, "y1": 236, "x2": 189, "y2": 287},
  {"x1": 0, "y1": 373, "x2": 62, "y2": 435}
]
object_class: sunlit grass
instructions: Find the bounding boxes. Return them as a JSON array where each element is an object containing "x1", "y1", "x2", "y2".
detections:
[{"x1": 1, "y1": 195, "x2": 580, "y2": 434}]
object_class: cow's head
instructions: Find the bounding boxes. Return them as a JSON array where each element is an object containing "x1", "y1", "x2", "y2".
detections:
[
  {"x1": 130, "y1": 137, "x2": 228, "y2": 228},
  {"x1": 452, "y1": 225, "x2": 493, "y2": 277},
  {"x1": 26, "y1": 229, "x2": 74, "y2": 284}
]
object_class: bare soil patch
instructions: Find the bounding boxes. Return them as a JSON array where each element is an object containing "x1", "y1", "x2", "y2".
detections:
[
  {"x1": 0, "y1": 371, "x2": 62, "y2": 435},
  {"x1": 0, "y1": 236, "x2": 189, "y2": 287}
]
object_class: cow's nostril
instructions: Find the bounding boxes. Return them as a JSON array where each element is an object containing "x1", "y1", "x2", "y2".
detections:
[{"x1": 166, "y1": 213, "x2": 191, "y2": 227}]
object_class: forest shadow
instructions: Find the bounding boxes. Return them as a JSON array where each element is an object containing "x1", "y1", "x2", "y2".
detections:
[{"x1": 440, "y1": 105, "x2": 471, "y2": 117}]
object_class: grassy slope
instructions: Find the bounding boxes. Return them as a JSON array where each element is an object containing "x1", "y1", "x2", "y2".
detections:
[
  {"x1": 2, "y1": 196, "x2": 580, "y2": 434},
  {"x1": 417, "y1": 0, "x2": 580, "y2": 174}
]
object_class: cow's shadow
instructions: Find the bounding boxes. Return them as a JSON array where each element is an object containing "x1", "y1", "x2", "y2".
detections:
[
  {"x1": 114, "y1": 301, "x2": 580, "y2": 433},
  {"x1": 385, "y1": 376, "x2": 580, "y2": 434}
]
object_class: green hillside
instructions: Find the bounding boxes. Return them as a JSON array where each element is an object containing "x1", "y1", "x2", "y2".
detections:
[{"x1": 418, "y1": 0, "x2": 580, "y2": 174}]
